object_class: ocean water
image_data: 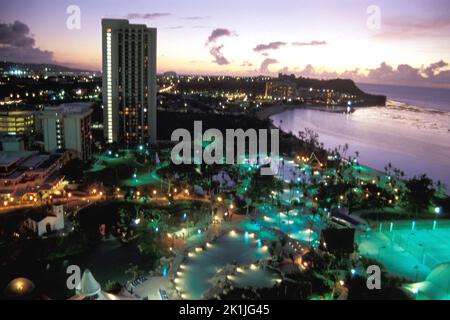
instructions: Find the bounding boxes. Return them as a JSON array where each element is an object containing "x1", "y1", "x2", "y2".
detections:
[
  {"x1": 358, "y1": 83, "x2": 450, "y2": 112},
  {"x1": 271, "y1": 84, "x2": 450, "y2": 188}
]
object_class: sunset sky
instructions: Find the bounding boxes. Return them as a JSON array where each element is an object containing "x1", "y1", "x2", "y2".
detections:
[{"x1": 1, "y1": 0, "x2": 450, "y2": 87}]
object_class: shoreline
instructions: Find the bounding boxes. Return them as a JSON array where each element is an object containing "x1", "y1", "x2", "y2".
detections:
[
  {"x1": 256, "y1": 103, "x2": 378, "y2": 121},
  {"x1": 257, "y1": 99, "x2": 450, "y2": 123},
  {"x1": 261, "y1": 102, "x2": 450, "y2": 194}
]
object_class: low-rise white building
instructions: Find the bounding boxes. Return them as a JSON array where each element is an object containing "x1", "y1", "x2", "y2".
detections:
[{"x1": 23, "y1": 205, "x2": 65, "y2": 236}]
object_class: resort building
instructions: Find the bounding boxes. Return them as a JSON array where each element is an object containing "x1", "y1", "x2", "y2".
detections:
[
  {"x1": 0, "y1": 110, "x2": 35, "y2": 137},
  {"x1": 40, "y1": 103, "x2": 93, "y2": 160},
  {"x1": 102, "y1": 19, "x2": 157, "y2": 146},
  {"x1": 0, "y1": 151, "x2": 71, "y2": 198},
  {"x1": 265, "y1": 79, "x2": 298, "y2": 100}
]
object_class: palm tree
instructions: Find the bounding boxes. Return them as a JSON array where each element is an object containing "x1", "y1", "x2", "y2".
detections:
[
  {"x1": 246, "y1": 171, "x2": 284, "y2": 219},
  {"x1": 403, "y1": 174, "x2": 435, "y2": 219}
]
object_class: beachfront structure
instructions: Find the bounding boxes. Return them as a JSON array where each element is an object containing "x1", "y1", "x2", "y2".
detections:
[
  {"x1": 265, "y1": 79, "x2": 298, "y2": 100},
  {"x1": 40, "y1": 103, "x2": 93, "y2": 160},
  {"x1": 102, "y1": 19, "x2": 157, "y2": 146}
]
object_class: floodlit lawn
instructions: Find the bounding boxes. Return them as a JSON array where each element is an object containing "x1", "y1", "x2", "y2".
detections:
[
  {"x1": 357, "y1": 220, "x2": 450, "y2": 281},
  {"x1": 124, "y1": 170, "x2": 162, "y2": 188}
]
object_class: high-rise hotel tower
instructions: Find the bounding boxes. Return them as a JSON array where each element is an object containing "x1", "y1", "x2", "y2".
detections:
[{"x1": 102, "y1": 19, "x2": 157, "y2": 146}]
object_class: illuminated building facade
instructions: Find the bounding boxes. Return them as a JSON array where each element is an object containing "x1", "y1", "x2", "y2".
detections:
[
  {"x1": 40, "y1": 103, "x2": 93, "y2": 160},
  {"x1": 0, "y1": 111, "x2": 35, "y2": 137},
  {"x1": 102, "y1": 19, "x2": 157, "y2": 146}
]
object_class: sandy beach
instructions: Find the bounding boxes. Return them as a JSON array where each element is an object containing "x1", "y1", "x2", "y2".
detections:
[{"x1": 256, "y1": 104, "x2": 355, "y2": 121}]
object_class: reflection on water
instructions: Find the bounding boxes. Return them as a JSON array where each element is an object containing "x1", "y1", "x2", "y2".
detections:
[{"x1": 271, "y1": 105, "x2": 450, "y2": 188}]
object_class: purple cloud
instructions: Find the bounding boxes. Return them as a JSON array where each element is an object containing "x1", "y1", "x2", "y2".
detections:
[
  {"x1": 181, "y1": 16, "x2": 211, "y2": 20},
  {"x1": 0, "y1": 21, "x2": 35, "y2": 47},
  {"x1": 205, "y1": 28, "x2": 237, "y2": 66},
  {"x1": 423, "y1": 60, "x2": 447, "y2": 77},
  {"x1": 206, "y1": 28, "x2": 237, "y2": 45},
  {"x1": 127, "y1": 13, "x2": 171, "y2": 20},
  {"x1": 259, "y1": 58, "x2": 279, "y2": 74},
  {"x1": 0, "y1": 21, "x2": 54, "y2": 64},
  {"x1": 292, "y1": 40, "x2": 327, "y2": 46},
  {"x1": 295, "y1": 61, "x2": 450, "y2": 88},
  {"x1": 209, "y1": 45, "x2": 230, "y2": 65},
  {"x1": 253, "y1": 41, "x2": 287, "y2": 52}
]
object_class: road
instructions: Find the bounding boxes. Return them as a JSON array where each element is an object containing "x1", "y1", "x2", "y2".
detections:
[{"x1": 0, "y1": 194, "x2": 104, "y2": 215}]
